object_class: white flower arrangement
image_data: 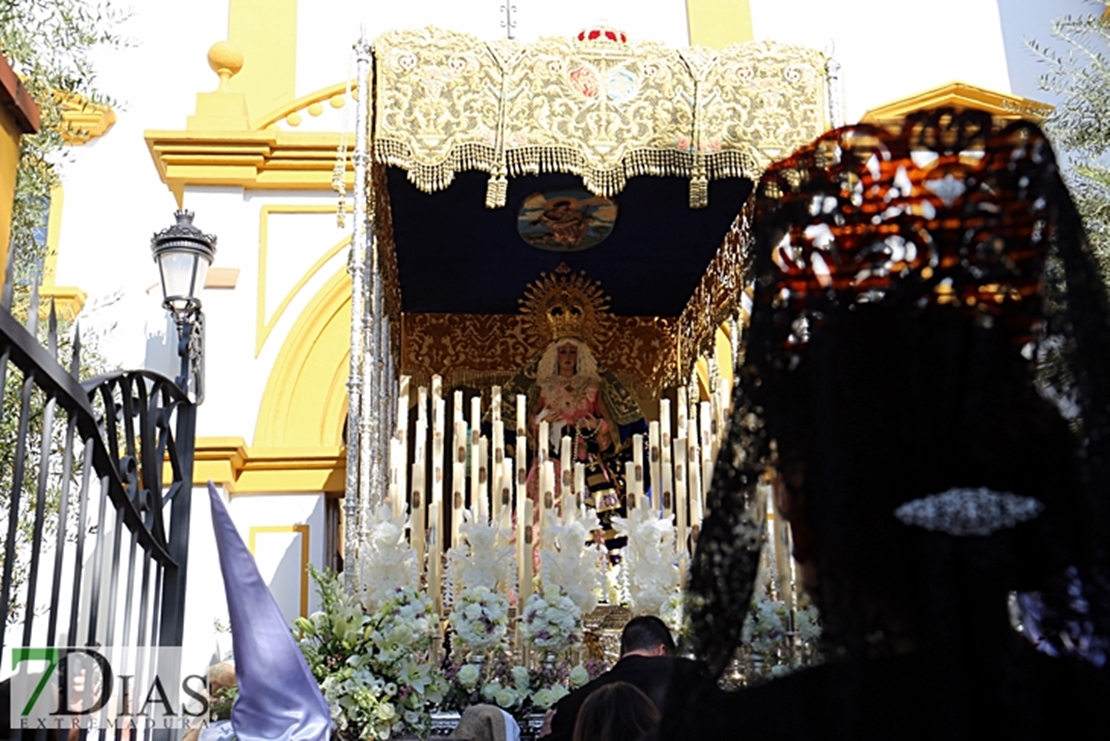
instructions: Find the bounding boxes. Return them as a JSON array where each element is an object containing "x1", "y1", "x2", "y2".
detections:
[
  {"x1": 449, "y1": 585, "x2": 510, "y2": 653},
  {"x1": 611, "y1": 507, "x2": 681, "y2": 616},
  {"x1": 519, "y1": 583, "x2": 582, "y2": 654},
  {"x1": 538, "y1": 512, "x2": 606, "y2": 616},
  {"x1": 295, "y1": 569, "x2": 446, "y2": 740},
  {"x1": 358, "y1": 505, "x2": 419, "y2": 612},
  {"x1": 730, "y1": 580, "x2": 823, "y2": 686},
  {"x1": 447, "y1": 517, "x2": 515, "y2": 598}
]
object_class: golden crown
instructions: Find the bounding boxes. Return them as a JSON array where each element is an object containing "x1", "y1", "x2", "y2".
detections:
[{"x1": 519, "y1": 262, "x2": 610, "y2": 347}]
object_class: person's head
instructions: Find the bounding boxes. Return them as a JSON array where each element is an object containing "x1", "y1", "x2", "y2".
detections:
[
  {"x1": 572, "y1": 682, "x2": 660, "y2": 741},
  {"x1": 537, "y1": 338, "x2": 599, "y2": 382},
  {"x1": 557, "y1": 341, "x2": 579, "y2": 376},
  {"x1": 619, "y1": 615, "x2": 675, "y2": 658}
]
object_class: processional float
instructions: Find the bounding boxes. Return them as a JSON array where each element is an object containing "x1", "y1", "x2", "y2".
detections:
[{"x1": 339, "y1": 24, "x2": 839, "y2": 649}]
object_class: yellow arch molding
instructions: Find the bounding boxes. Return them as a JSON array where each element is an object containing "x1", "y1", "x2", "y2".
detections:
[
  {"x1": 191, "y1": 267, "x2": 351, "y2": 493},
  {"x1": 255, "y1": 265, "x2": 351, "y2": 449},
  {"x1": 256, "y1": 204, "x2": 349, "y2": 356}
]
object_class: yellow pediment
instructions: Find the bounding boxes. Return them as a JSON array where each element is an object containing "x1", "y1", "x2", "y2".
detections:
[{"x1": 862, "y1": 81, "x2": 1053, "y2": 124}]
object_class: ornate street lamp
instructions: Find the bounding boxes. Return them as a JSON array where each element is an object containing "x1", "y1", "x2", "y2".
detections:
[{"x1": 151, "y1": 210, "x2": 216, "y2": 403}]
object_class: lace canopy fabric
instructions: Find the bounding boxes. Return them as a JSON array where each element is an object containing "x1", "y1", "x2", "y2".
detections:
[
  {"x1": 372, "y1": 27, "x2": 828, "y2": 208},
  {"x1": 684, "y1": 109, "x2": 1110, "y2": 677}
]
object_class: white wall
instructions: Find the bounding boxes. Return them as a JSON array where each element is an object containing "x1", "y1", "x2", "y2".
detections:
[{"x1": 750, "y1": 0, "x2": 1012, "y2": 123}]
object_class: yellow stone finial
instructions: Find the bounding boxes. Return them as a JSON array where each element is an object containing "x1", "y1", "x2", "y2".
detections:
[
  {"x1": 207, "y1": 41, "x2": 244, "y2": 89},
  {"x1": 186, "y1": 41, "x2": 251, "y2": 130}
]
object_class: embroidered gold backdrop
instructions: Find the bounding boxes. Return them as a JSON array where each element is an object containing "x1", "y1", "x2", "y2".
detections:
[
  {"x1": 373, "y1": 27, "x2": 828, "y2": 208},
  {"x1": 401, "y1": 313, "x2": 677, "y2": 398}
]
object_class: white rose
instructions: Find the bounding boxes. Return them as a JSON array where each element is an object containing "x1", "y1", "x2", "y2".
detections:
[
  {"x1": 457, "y1": 663, "x2": 481, "y2": 689},
  {"x1": 568, "y1": 664, "x2": 590, "y2": 689}
]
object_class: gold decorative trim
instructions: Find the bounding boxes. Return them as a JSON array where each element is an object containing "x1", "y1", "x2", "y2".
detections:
[
  {"x1": 862, "y1": 82, "x2": 1054, "y2": 124},
  {"x1": 401, "y1": 312, "x2": 677, "y2": 393},
  {"x1": 676, "y1": 199, "x2": 755, "y2": 375},
  {"x1": 248, "y1": 524, "x2": 311, "y2": 616}
]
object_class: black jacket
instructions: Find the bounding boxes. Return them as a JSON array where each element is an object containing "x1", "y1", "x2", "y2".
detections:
[{"x1": 546, "y1": 655, "x2": 698, "y2": 741}]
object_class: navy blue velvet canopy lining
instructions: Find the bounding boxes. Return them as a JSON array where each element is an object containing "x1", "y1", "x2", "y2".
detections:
[{"x1": 388, "y1": 167, "x2": 754, "y2": 317}]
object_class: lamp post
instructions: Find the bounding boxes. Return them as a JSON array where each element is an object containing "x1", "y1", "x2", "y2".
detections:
[
  {"x1": 150, "y1": 211, "x2": 215, "y2": 719},
  {"x1": 150, "y1": 210, "x2": 217, "y2": 403}
]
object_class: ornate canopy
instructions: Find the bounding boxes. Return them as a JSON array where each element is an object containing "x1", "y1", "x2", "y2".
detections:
[{"x1": 368, "y1": 27, "x2": 833, "y2": 392}]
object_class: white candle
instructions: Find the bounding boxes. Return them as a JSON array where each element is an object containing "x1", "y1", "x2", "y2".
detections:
[
  {"x1": 538, "y1": 421, "x2": 549, "y2": 465},
  {"x1": 675, "y1": 435, "x2": 688, "y2": 554},
  {"x1": 625, "y1": 461, "x2": 638, "y2": 511},
  {"x1": 396, "y1": 378, "x2": 410, "y2": 517},
  {"x1": 452, "y1": 461, "x2": 466, "y2": 548},
  {"x1": 700, "y1": 402, "x2": 713, "y2": 462},
  {"x1": 389, "y1": 438, "x2": 402, "y2": 518},
  {"x1": 455, "y1": 420, "x2": 467, "y2": 465},
  {"x1": 516, "y1": 437, "x2": 528, "y2": 492},
  {"x1": 542, "y1": 461, "x2": 556, "y2": 518},
  {"x1": 574, "y1": 462, "x2": 586, "y2": 514},
  {"x1": 454, "y1": 389, "x2": 464, "y2": 424},
  {"x1": 560, "y1": 435, "x2": 572, "y2": 508},
  {"x1": 661, "y1": 461, "x2": 674, "y2": 522},
  {"x1": 660, "y1": 399, "x2": 672, "y2": 463},
  {"x1": 491, "y1": 385, "x2": 502, "y2": 423},
  {"x1": 677, "y1": 387, "x2": 688, "y2": 432},
  {"x1": 478, "y1": 436, "x2": 489, "y2": 523},
  {"x1": 492, "y1": 421, "x2": 505, "y2": 521},
  {"x1": 632, "y1": 433, "x2": 644, "y2": 495},
  {"x1": 517, "y1": 498, "x2": 533, "y2": 605},
  {"x1": 432, "y1": 398, "x2": 445, "y2": 508},
  {"x1": 428, "y1": 501, "x2": 442, "y2": 616},
  {"x1": 683, "y1": 419, "x2": 701, "y2": 523},
  {"x1": 398, "y1": 375, "x2": 411, "y2": 421},
  {"x1": 469, "y1": 421, "x2": 480, "y2": 520},
  {"x1": 516, "y1": 394, "x2": 527, "y2": 438},
  {"x1": 411, "y1": 459, "x2": 426, "y2": 568},
  {"x1": 649, "y1": 421, "x2": 661, "y2": 514},
  {"x1": 500, "y1": 457, "x2": 513, "y2": 525},
  {"x1": 416, "y1": 386, "x2": 428, "y2": 462},
  {"x1": 470, "y1": 396, "x2": 481, "y2": 441}
]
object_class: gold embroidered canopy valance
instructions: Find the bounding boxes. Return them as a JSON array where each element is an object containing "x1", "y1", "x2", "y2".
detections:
[{"x1": 373, "y1": 26, "x2": 830, "y2": 208}]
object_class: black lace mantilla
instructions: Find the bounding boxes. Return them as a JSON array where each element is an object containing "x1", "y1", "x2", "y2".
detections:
[{"x1": 683, "y1": 109, "x2": 1110, "y2": 677}]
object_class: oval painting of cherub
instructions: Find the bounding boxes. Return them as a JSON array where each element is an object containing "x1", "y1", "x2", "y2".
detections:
[{"x1": 517, "y1": 189, "x2": 618, "y2": 252}]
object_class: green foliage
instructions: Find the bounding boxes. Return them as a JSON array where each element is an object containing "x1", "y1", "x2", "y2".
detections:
[
  {"x1": 1028, "y1": 1, "x2": 1110, "y2": 282},
  {"x1": 0, "y1": 0, "x2": 126, "y2": 285}
]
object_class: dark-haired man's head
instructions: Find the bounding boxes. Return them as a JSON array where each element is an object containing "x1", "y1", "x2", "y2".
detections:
[{"x1": 619, "y1": 616, "x2": 675, "y2": 658}]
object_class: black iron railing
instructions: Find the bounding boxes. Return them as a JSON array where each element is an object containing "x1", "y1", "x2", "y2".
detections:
[{"x1": 0, "y1": 283, "x2": 196, "y2": 735}]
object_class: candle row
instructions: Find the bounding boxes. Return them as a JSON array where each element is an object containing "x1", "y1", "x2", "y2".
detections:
[{"x1": 385, "y1": 377, "x2": 732, "y2": 609}]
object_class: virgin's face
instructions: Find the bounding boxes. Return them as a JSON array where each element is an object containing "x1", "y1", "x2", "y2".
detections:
[{"x1": 557, "y1": 343, "x2": 578, "y2": 376}]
